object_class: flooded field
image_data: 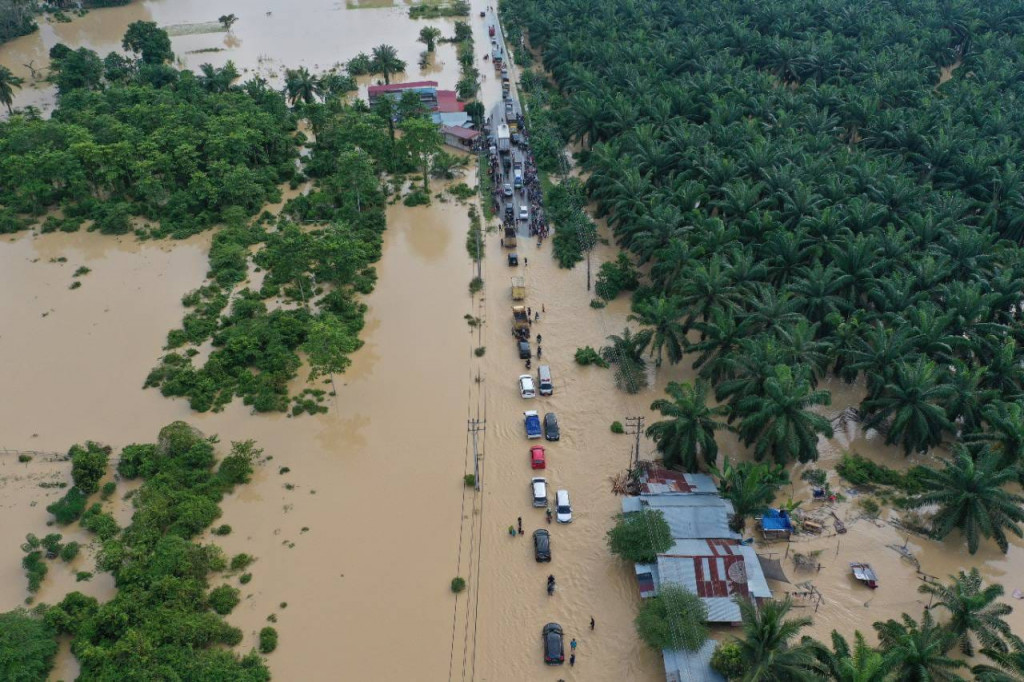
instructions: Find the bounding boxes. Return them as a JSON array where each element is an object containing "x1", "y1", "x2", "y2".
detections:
[{"x1": 1, "y1": 1, "x2": 1023, "y2": 680}]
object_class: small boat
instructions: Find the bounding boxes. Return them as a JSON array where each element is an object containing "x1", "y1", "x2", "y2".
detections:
[{"x1": 850, "y1": 562, "x2": 879, "y2": 589}]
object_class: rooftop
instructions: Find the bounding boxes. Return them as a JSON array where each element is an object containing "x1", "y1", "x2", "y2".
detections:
[
  {"x1": 442, "y1": 125, "x2": 480, "y2": 140},
  {"x1": 664, "y1": 641, "x2": 725, "y2": 682},
  {"x1": 368, "y1": 80, "x2": 438, "y2": 94},
  {"x1": 436, "y1": 89, "x2": 465, "y2": 112},
  {"x1": 641, "y1": 468, "x2": 719, "y2": 495}
]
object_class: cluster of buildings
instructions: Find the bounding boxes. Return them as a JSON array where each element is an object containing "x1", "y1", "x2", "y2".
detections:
[
  {"x1": 367, "y1": 80, "x2": 481, "y2": 151},
  {"x1": 622, "y1": 468, "x2": 777, "y2": 682}
]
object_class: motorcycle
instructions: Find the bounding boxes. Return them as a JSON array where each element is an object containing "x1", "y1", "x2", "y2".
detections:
[{"x1": 547, "y1": 575, "x2": 555, "y2": 596}]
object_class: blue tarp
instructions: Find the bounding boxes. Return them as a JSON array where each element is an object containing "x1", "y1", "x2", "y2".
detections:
[{"x1": 761, "y1": 509, "x2": 793, "y2": 531}]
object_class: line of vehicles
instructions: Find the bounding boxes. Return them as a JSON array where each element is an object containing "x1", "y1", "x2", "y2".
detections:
[{"x1": 488, "y1": 10, "x2": 568, "y2": 665}]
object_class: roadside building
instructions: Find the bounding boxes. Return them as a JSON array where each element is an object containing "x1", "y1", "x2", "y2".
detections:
[
  {"x1": 368, "y1": 80, "x2": 439, "y2": 109},
  {"x1": 441, "y1": 125, "x2": 481, "y2": 151}
]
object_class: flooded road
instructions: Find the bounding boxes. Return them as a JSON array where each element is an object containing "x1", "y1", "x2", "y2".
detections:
[{"x1": 0, "y1": 1, "x2": 1022, "y2": 680}]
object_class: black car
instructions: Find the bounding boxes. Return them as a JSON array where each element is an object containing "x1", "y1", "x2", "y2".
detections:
[
  {"x1": 544, "y1": 412, "x2": 560, "y2": 441},
  {"x1": 542, "y1": 623, "x2": 564, "y2": 664},
  {"x1": 533, "y1": 529, "x2": 551, "y2": 562},
  {"x1": 508, "y1": 252, "x2": 518, "y2": 266},
  {"x1": 518, "y1": 340, "x2": 531, "y2": 359}
]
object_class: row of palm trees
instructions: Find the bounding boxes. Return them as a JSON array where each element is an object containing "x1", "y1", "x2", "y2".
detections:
[
  {"x1": 721, "y1": 568, "x2": 1020, "y2": 680},
  {"x1": 507, "y1": 0, "x2": 1024, "y2": 556}
]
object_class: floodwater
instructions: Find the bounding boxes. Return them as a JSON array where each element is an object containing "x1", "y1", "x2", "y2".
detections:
[{"x1": 0, "y1": 2, "x2": 1022, "y2": 681}]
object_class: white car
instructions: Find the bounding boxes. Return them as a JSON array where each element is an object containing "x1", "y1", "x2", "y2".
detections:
[
  {"x1": 555, "y1": 489, "x2": 572, "y2": 523},
  {"x1": 531, "y1": 477, "x2": 548, "y2": 507},
  {"x1": 519, "y1": 374, "x2": 536, "y2": 398},
  {"x1": 503, "y1": 183, "x2": 513, "y2": 197},
  {"x1": 518, "y1": 205, "x2": 529, "y2": 221}
]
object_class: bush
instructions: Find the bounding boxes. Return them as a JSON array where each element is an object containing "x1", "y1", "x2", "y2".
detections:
[
  {"x1": 41, "y1": 533, "x2": 64, "y2": 558},
  {"x1": 836, "y1": 453, "x2": 928, "y2": 494},
  {"x1": 469, "y1": 276, "x2": 483, "y2": 295},
  {"x1": 80, "y1": 504, "x2": 120, "y2": 541},
  {"x1": 474, "y1": 346, "x2": 486, "y2": 357},
  {"x1": 0, "y1": 609, "x2": 58, "y2": 680},
  {"x1": 230, "y1": 553, "x2": 254, "y2": 571},
  {"x1": 403, "y1": 189, "x2": 430, "y2": 206},
  {"x1": 594, "y1": 253, "x2": 639, "y2": 300},
  {"x1": 22, "y1": 551, "x2": 47, "y2": 592},
  {"x1": 75, "y1": 571, "x2": 93, "y2": 582},
  {"x1": 212, "y1": 524, "x2": 232, "y2": 536},
  {"x1": 710, "y1": 641, "x2": 745, "y2": 680},
  {"x1": 239, "y1": 572, "x2": 253, "y2": 585},
  {"x1": 47, "y1": 487, "x2": 88, "y2": 525},
  {"x1": 859, "y1": 497, "x2": 881, "y2": 518},
  {"x1": 60, "y1": 541, "x2": 80, "y2": 562},
  {"x1": 635, "y1": 585, "x2": 709, "y2": 651},
  {"x1": 100, "y1": 481, "x2": 117, "y2": 500},
  {"x1": 463, "y1": 474, "x2": 476, "y2": 487},
  {"x1": 800, "y1": 468, "x2": 828, "y2": 488},
  {"x1": 69, "y1": 441, "x2": 110, "y2": 494},
  {"x1": 610, "y1": 421, "x2": 625, "y2": 434},
  {"x1": 451, "y1": 577, "x2": 466, "y2": 593},
  {"x1": 208, "y1": 585, "x2": 241, "y2": 615},
  {"x1": 18, "y1": 454, "x2": 31, "y2": 463},
  {"x1": 258, "y1": 626, "x2": 278, "y2": 653},
  {"x1": 607, "y1": 510, "x2": 673, "y2": 563},
  {"x1": 575, "y1": 346, "x2": 609, "y2": 367}
]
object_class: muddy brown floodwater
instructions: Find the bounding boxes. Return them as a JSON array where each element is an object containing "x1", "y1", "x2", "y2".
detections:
[{"x1": 1, "y1": 1, "x2": 1022, "y2": 681}]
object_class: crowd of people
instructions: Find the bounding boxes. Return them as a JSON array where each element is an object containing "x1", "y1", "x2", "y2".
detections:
[{"x1": 485, "y1": 113, "x2": 550, "y2": 242}]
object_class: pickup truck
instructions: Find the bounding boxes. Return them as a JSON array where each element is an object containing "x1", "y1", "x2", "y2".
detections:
[{"x1": 524, "y1": 410, "x2": 542, "y2": 439}]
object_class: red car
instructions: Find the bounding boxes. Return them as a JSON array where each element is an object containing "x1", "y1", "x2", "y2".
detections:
[{"x1": 530, "y1": 446, "x2": 546, "y2": 469}]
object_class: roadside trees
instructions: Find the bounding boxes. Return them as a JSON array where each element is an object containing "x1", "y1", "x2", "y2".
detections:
[{"x1": 606, "y1": 509, "x2": 672, "y2": 563}]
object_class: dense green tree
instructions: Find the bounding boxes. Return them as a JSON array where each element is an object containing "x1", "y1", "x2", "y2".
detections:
[
  {"x1": 606, "y1": 509, "x2": 673, "y2": 563},
  {"x1": 285, "y1": 66, "x2": 323, "y2": 106},
  {"x1": 401, "y1": 116, "x2": 441, "y2": 193},
  {"x1": 875, "y1": 610, "x2": 967, "y2": 681},
  {"x1": 69, "y1": 441, "x2": 109, "y2": 494},
  {"x1": 918, "y1": 568, "x2": 1019, "y2": 656},
  {"x1": 912, "y1": 446, "x2": 1024, "y2": 554},
  {"x1": 646, "y1": 380, "x2": 728, "y2": 471},
  {"x1": 122, "y1": 21, "x2": 173, "y2": 64},
  {"x1": 863, "y1": 357, "x2": 955, "y2": 455},
  {"x1": 629, "y1": 295, "x2": 687, "y2": 366},
  {"x1": 973, "y1": 646, "x2": 1024, "y2": 681},
  {"x1": 0, "y1": 608, "x2": 57, "y2": 681},
  {"x1": 635, "y1": 585, "x2": 709, "y2": 652}
]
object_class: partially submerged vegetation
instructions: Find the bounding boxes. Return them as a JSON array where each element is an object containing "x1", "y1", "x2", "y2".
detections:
[
  {"x1": 1, "y1": 422, "x2": 268, "y2": 679},
  {"x1": 505, "y1": 0, "x2": 1024, "y2": 558}
]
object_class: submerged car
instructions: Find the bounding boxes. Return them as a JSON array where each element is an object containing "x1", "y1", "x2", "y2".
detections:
[
  {"x1": 544, "y1": 412, "x2": 560, "y2": 441},
  {"x1": 542, "y1": 623, "x2": 564, "y2": 664},
  {"x1": 533, "y1": 529, "x2": 551, "y2": 562}
]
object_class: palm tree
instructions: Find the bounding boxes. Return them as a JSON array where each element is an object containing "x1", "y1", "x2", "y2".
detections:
[
  {"x1": 973, "y1": 646, "x2": 1024, "y2": 681},
  {"x1": 600, "y1": 327, "x2": 652, "y2": 394},
  {"x1": 647, "y1": 380, "x2": 729, "y2": 471},
  {"x1": 735, "y1": 365, "x2": 833, "y2": 465},
  {"x1": 711, "y1": 458, "x2": 788, "y2": 532},
  {"x1": 628, "y1": 296, "x2": 687, "y2": 366},
  {"x1": 284, "y1": 67, "x2": 323, "y2": 106},
  {"x1": 874, "y1": 610, "x2": 968, "y2": 681},
  {"x1": 912, "y1": 445, "x2": 1024, "y2": 554},
  {"x1": 965, "y1": 401, "x2": 1024, "y2": 472},
  {"x1": 0, "y1": 66, "x2": 24, "y2": 114},
  {"x1": 418, "y1": 26, "x2": 442, "y2": 52},
  {"x1": 730, "y1": 596, "x2": 821, "y2": 681},
  {"x1": 806, "y1": 630, "x2": 890, "y2": 682},
  {"x1": 862, "y1": 356, "x2": 955, "y2": 455},
  {"x1": 918, "y1": 568, "x2": 1020, "y2": 656},
  {"x1": 371, "y1": 44, "x2": 406, "y2": 85}
]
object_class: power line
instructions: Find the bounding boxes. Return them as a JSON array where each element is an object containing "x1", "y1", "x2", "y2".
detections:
[
  {"x1": 468, "y1": 418, "x2": 486, "y2": 491},
  {"x1": 624, "y1": 415, "x2": 645, "y2": 470}
]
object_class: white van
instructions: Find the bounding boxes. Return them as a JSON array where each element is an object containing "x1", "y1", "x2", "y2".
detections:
[
  {"x1": 555, "y1": 489, "x2": 572, "y2": 523},
  {"x1": 538, "y1": 365, "x2": 553, "y2": 396}
]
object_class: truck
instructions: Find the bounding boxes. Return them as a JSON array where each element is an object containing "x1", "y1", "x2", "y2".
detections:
[
  {"x1": 489, "y1": 24, "x2": 495, "y2": 37},
  {"x1": 512, "y1": 305, "x2": 530, "y2": 333},
  {"x1": 504, "y1": 225, "x2": 518, "y2": 249},
  {"x1": 497, "y1": 123, "x2": 510, "y2": 154},
  {"x1": 508, "y1": 118, "x2": 519, "y2": 134},
  {"x1": 511, "y1": 276, "x2": 525, "y2": 299},
  {"x1": 524, "y1": 410, "x2": 542, "y2": 439}
]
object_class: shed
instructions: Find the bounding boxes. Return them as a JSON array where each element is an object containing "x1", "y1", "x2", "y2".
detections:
[{"x1": 441, "y1": 125, "x2": 480, "y2": 150}]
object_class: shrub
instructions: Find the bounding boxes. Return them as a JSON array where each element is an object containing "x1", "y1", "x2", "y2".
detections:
[
  {"x1": 451, "y1": 577, "x2": 466, "y2": 593},
  {"x1": 474, "y1": 346, "x2": 486, "y2": 357},
  {"x1": 208, "y1": 585, "x2": 241, "y2": 615},
  {"x1": 100, "y1": 481, "x2": 117, "y2": 500},
  {"x1": 41, "y1": 534, "x2": 64, "y2": 558},
  {"x1": 60, "y1": 541, "x2": 80, "y2": 562},
  {"x1": 463, "y1": 474, "x2": 476, "y2": 487},
  {"x1": 80, "y1": 504, "x2": 120, "y2": 541},
  {"x1": 230, "y1": 553, "x2": 254, "y2": 571},
  {"x1": 239, "y1": 572, "x2": 253, "y2": 585},
  {"x1": 589, "y1": 298, "x2": 606, "y2": 308},
  {"x1": 800, "y1": 468, "x2": 828, "y2": 488},
  {"x1": 403, "y1": 189, "x2": 430, "y2": 206},
  {"x1": 75, "y1": 571, "x2": 93, "y2": 582},
  {"x1": 610, "y1": 421, "x2": 625, "y2": 434},
  {"x1": 594, "y1": 253, "x2": 639, "y2": 300},
  {"x1": 212, "y1": 524, "x2": 232, "y2": 536},
  {"x1": 22, "y1": 551, "x2": 47, "y2": 592},
  {"x1": 468, "y1": 276, "x2": 483, "y2": 295},
  {"x1": 47, "y1": 487, "x2": 88, "y2": 525},
  {"x1": 858, "y1": 497, "x2": 881, "y2": 518},
  {"x1": 575, "y1": 346, "x2": 609, "y2": 367},
  {"x1": 18, "y1": 454, "x2": 31, "y2": 463},
  {"x1": 258, "y1": 626, "x2": 278, "y2": 653},
  {"x1": 710, "y1": 641, "x2": 745, "y2": 680}
]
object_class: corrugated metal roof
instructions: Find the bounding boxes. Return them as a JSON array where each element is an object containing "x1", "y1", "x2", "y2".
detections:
[
  {"x1": 368, "y1": 80, "x2": 437, "y2": 94},
  {"x1": 704, "y1": 597, "x2": 742, "y2": 623},
  {"x1": 664, "y1": 641, "x2": 726, "y2": 682},
  {"x1": 738, "y1": 546, "x2": 773, "y2": 598}
]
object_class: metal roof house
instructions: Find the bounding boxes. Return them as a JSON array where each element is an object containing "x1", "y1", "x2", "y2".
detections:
[
  {"x1": 622, "y1": 493, "x2": 739, "y2": 541},
  {"x1": 441, "y1": 125, "x2": 481, "y2": 150},
  {"x1": 368, "y1": 80, "x2": 439, "y2": 109},
  {"x1": 664, "y1": 641, "x2": 725, "y2": 682}
]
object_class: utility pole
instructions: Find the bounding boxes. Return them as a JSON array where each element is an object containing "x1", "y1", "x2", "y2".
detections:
[
  {"x1": 624, "y1": 416, "x2": 645, "y2": 469},
  {"x1": 468, "y1": 418, "x2": 486, "y2": 491}
]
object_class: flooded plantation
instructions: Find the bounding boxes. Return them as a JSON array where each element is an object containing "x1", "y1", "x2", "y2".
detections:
[{"x1": 1, "y1": 0, "x2": 1024, "y2": 680}]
